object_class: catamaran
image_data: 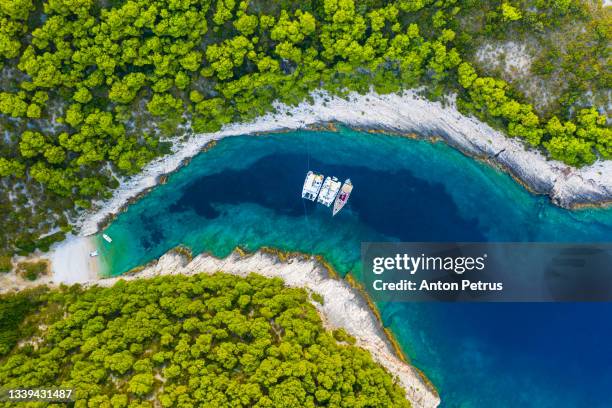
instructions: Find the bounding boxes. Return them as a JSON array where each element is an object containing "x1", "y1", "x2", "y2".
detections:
[
  {"x1": 332, "y1": 179, "x2": 353, "y2": 216},
  {"x1": 317, "y1": 176, "x2": 342, "y2": 207},
  {"x1": 102, "y1": 234, "x2": 112, "y2": 243},
  {"x1": 302, "y1": 171, "x2": 324, "y2": 201}
]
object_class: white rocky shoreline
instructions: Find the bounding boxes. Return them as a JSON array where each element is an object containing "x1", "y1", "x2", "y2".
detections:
[
  {"x1": 78, "y1": 88, "x2": 612, "y2": 235},
  {"x1": 8, "y1": 88, "x2": 611, "y2": 408},
  {"x1": 89, "y1": 248, "x2": 442, "y2": 408},
  {"x1": 3, "y1": 239, "x2": 441, "y2": 407}
]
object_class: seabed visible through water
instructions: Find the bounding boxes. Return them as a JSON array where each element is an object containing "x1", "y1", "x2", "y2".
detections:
[{"x1": 95, "y1": 127, "x2": 612, "y2": 407}]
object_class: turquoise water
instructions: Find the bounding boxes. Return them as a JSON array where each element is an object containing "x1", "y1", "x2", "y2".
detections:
[{"x1": 96, "y1": 128, "x2": 612, "y2": 407}]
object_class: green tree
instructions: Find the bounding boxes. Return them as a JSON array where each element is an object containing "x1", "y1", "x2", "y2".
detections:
[
  {"x1": 19, "y1": 131, "x2": 46, "y2": 158},
  {"x1": 500, "y1": 3, "x2": 522, "y2": 22},
  {"x1": 128, "y1": 373, "x2": 154, "y2": 396}
]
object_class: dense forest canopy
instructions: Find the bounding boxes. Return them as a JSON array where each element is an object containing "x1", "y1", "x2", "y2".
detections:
[
  {"x1": 0, "y1": 0, "x2": 610, "y2": 258},
  {"x1": 0, "y1": 273, "x2": 411, "y2": 407}
]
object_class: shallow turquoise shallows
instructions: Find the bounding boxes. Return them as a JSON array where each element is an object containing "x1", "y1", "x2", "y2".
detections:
[{"x1": 96, "y1": 127, "x2": 612, "y2": 407}]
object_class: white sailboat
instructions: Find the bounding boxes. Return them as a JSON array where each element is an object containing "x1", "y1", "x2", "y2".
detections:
[{"x1": 332, "y1": 179, "x2": 353, "y2": 216}]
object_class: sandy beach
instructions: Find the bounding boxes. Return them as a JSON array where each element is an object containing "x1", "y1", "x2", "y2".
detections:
[
  {"x1": 48, "y1": 235, "x2": 99, "y2": 284},
  {"x1": 88, "y1": 248, "x2": 442, "y2": 408},
  {"x1": 0, "y1": 235, "x2": 99, "y2": 293}
]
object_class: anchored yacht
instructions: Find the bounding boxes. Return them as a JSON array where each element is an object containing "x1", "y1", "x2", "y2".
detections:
[
  {"x1": 102, "y1": 234, "x2": 112, "y2": 243},
  {"x1": 317, "y1": 176, "x2": 342, "y2": 207},
  {"x1": 302, "y1": 171, "x2": 324, "y2": 201},
  {"x1": 332, "y1": 179, "x2": 353, "y2": 215}
]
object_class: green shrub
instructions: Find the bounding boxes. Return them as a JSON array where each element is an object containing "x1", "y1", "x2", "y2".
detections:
[
  {"x1": 311, "y1": 292, "x2": 325, "y2": 305},
  {"x1": 333, "y1": 328, "x2": 358, "y2": 345},
  {"x1": 0, "y1": 292, "x2": 38, "y2": 356},
  {"x1": 16, "y1": 261, "x2": 48, "y2": 281},
  {"x1": 35, "y1": 231, "x2": 66, "y2": 252},
  {"x1": 0, "y1": 255, "x2": 12, "y2": 273}
]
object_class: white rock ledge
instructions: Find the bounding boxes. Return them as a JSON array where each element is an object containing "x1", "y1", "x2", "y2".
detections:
[
  {"x1": 90, "y1": 249, "x2": 441, "y2": 408},
  {"x1": 78, "y1": 89, "x2": 611, "y2": 235}
]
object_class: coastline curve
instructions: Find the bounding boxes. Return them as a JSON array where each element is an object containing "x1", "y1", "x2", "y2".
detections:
[{"x1": 76, "y1": 89, "x2": 612, "y2": 236}]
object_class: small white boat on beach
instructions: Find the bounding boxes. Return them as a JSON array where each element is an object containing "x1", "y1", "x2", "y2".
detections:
[
  {"x1": 302, "y1": 171, "x2": 324, "y2": 201},
  {"x1": 89, "y1": 250, "x2": 99, "y2": 257},
  {"x1": 332, "y1": 179, "x2": 353, "y2": 216},
  {"x1": 317, "y1": 176, "x2": 342, "y2": 207},
  {"x1": 102, "y1": 234, "x2": 112, "y2": 243}
]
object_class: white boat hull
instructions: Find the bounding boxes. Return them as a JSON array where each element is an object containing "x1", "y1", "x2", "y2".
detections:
[
  {"x1": 332, "y1": 179, "x2": 353, "y2": 215},
  {"x1": 317, "y1": 176, "x2": 342, "y2": 207},
  {"x1": 302, "y1": 171, "x2": 324, "y2": 201}
]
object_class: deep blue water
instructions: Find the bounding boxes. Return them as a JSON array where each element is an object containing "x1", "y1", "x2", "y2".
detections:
[
  {"x1": 96, "y1": 128, "x2": 612, "y2": 407},
  {"x1": 387, "y1": 302, "x2": 612, "y2": 407}
]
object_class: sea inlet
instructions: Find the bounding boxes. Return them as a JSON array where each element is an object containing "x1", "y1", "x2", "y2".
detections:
[{"x1": 95, "y1": 127, "x2": 612, "y2": 407}]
